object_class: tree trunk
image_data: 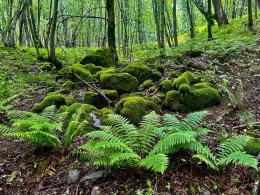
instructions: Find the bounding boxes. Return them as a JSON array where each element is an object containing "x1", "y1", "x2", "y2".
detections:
[
  {"x1": 173, "y1": 0, "x2": 178, "y2": 47},
  {"x1": 208, "y1": 0, "x2": 213, "y2": 40},
  {"x1": 106, "y1": 0, "x2": 117, "y2": 65},
  {"x1": 160, "y1": 0, "x2": 165, "y2": 56},
  {"x1": 248, "y1": 0, "x2": 253, "y2": 29},
  {"x1": 187, "y1": 0, "x2": 195, "y2": 38},
  {"x1": 152, "y1": 0, "x2": 161, "y2": 49},
  {"x1": 137, "y1": 0, "x2": 144, "y2": 48},
  {"x1": 48, "y1": 0, "x2": 62, "y2": 70},
  {"x1": 240, "y1": 0, "x2": 246, "y2": 17},
  {"x1": 212, "y1": 0, "x2": 228, "y2": 26}
]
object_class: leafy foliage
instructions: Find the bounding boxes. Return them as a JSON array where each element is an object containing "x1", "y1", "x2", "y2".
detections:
[{"x1": 0, "y1": 106, "x2": 62, "y2": 148}]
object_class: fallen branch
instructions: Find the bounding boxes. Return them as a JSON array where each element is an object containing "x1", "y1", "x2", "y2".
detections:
[
  {"x1": 232, "y1": 122, "x2": 260, "y2": 131},
  {"x1": 74, "y1": 73, "x2": 114, "y2": 108}
]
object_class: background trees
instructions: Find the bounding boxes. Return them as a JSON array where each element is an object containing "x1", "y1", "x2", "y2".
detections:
[{"x1": 0, "y1": 0, "x2": 258, "y2": 60}]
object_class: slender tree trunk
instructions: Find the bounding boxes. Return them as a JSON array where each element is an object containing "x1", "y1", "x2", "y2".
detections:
[
  {"x1": 240, "y1": 0, "x2": 246, "y2": 17},
  {"x1": 137, "y1": 0, "x2": 144, "y2": 48},
  {"x1": 106, "y1": 0, "x2": 117, "y2": 65},
  {"x1": 208, "y1": 0, "x2": 213, "y2": 40},
  {"x1": 248, "y1": 0, "x2": 253, "y2": 29},
  {"x1": 159, "y1": 0, "x2": 165, "y2": 56},
  {"x1": 152, "y1": 0, "x2": 161, "y2": 49},
  {"x1": 48, "y1": 0, "x2": 62, "y2": 69},
  {"x1": 187, "y1": 0, "x2": 195, "y2": 38},
  {"x1": 173, "y1": 0, "x2": 178, "y2": 47},
  {"x1": 212, "y1": 0, "x2": 229, "y2": 26},
  {"x1": 232, "y1": 0, "x2": 236, "y2": 19}
]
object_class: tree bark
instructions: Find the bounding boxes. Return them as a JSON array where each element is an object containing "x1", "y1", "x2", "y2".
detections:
[
  {"x1": 212, "y1": 0, "x2": 228, "y2": 26},
  {"x1": 208, "y1": 0, "x2": 213, "y2": 40},
  {"x1": 106, "y1": 0, "x2": 117, "y2": 65},
  {"x1": 248, "y1": 0, "x2": 253, "y2": 29},
  {"x1": 187, "y1": 0, "x2": 195, "y2": 38},
  {"x1": 173, "y1": 0, "x2": 178, "y2": 47}
]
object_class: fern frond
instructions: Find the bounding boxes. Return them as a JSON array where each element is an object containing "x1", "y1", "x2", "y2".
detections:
[
  {"x1": 41, "y1": 106, "x2": 58, "y2": 120},
  {"x1": 193, "y1": 154, "x2": 218, "y2": 170},
  {"x1": 64, "y1": 121, "x2": 80, "y2": 147},
  {"x1": 0, "y1": 124, "x2": 14, "y2": 135},
  {"x1": 8, "y1": 131, "x2": 61, "y2": 148},
  {"x1": 139, "y1": 111, "x2": 160, "y2": 128},
  {"x1": 150, "y1": 132, "x2": 195, "y2": 154},
  {"x1": 87, "y1": 130, "x2": 123, "y2": 143},
  {"x1": 109, "y1": 152, "x2": 141, "y2": 165},
  {"x1": 163, "y1": 114, "x2": 180, "y2": 126},
  {"x1": 181, "y1": 111, "x2": 208, "y2": 130},
  {"x1": 139, "y1": 154, "x2": 169, "y2": 174},
  {"x1": 218, "y1": 135, "x2": 251, "y2": 157},
  {"x1": 218, "y1": 151, "x2": 258, "y2": 170}
]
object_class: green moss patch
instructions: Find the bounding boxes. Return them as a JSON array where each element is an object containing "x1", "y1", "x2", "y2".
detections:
[
  {"x1": 71, "y1": 64, "x2": 92, "y2": 81},
  {"x1": 115, "y1": 96, "x2": 159, "y2": 124},
  {"x1": 123, "y1": 62, "x2": 151, "y2": 83}
]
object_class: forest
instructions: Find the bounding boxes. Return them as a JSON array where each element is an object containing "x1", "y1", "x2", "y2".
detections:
[{"x1": 0, "y1": 0, "x2": 259, "y2": 194}]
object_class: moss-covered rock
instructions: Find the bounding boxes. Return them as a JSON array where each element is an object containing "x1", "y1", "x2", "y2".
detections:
[
  {"x1": 32, "y1": 93, "x2": 68, "y2": 113},
  {"x1": 244, "y1": 137, "x2": 260, "y2": 155},
  {"x1": 84, "y1": 63, "x2": 104, "y2": 74},
  {"x1": 71, "y1": 64, "x2": 92, "y2": 81},
  {"x1": 115, "y1": 96, "x2": 159, "y2": 124},
  {"x1": 138, "y1": 79, "x2": 153, "y2": 91},
  {"x1": 100, "y1": 73, "x2": 138, "y2": 92},
  {"x1": 100, "y1": 107, "x2": 114, "y2": 125},
  {"x1": 164, "y1": 82, "x2": 221, "y2": 112},
  {"x1": 123, "y1": 62, "x2": 151, "y2": 83},
  {"x1": 47, "y1": 81, "x2": 57, "y2": 92},
  {"x1": 60, "y1": 81, "x2": 75, "y2": 94},
  {"x1": 160, "y1": 80, "x2": 173, "y2": 92},
  {"x1": 150, "y1": 70, "x2": 162, "y2": 81},
  {"x1": 65, "y1": 97, "x2": 75, "y2": 106},
  {"x1": 169, "y1": 70, "x2": 182, "y2": 79},
  {"x1": 80, "y1": 47, "x2": 115, "y2": 67},
  {"x1": 173, "y1": 71, "x2": 198, "y2": 90},
  {"x1": 64, "y1": 103, "x2": 100, "y2": 127},
  {"x1": 84, "y1": 89, "x2": 118, "y2": 109},
  {"x1": 57, "y1": 66, "x2": 72, "y2": 79},
  {"x1": 39, "y1": 62, "x2": 53, "y2": 72},
  {"x1": 95, "y1": 67, "x2": 117, "y2": 80}
]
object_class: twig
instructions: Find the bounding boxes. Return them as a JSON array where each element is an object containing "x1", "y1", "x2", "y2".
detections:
[
  {"x1": 74, "y1": 73, "x2": 114, "y2": 108},
  {"x1": 232, "y1": 122, "x2": 260, "y2": 131}
]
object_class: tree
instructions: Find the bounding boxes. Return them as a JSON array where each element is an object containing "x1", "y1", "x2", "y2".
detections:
[
  {"x1": 207, "y1": 0, "x2": 213, "y2": 40},
  {"x1": 173, "y1": 0, "x2": 178, "y2": 46},
  {"x1": 106, "y1": 0, "x2": 117, "y2": 65},
  {"x1": 48, "y1": 0, "x2": 62, "y2": 70},
  {"x1": 187, "y1": 0, "x2": 195, "y2": 38},
  {"x1": 248, "y1": 0, "x2": 253, "y2": 29},
  {"x1": 212, "y1": 0, "x2": 228, "y2": 26}
]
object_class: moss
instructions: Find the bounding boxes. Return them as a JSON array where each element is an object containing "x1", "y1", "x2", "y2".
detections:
[
  {"x1": 95, "y1": 67, "x2": 117, "y2": 80},
  {"x1": 123, "y1": 62, "x2": 151, "y2": 83},
  {"x1": 32, "y1": 93, "x2": 67, "y2": 113},
  {"x1": 84, "y1": 63, "x2": 104, "y2": 74},
  {"x1": 184, "y1": 49, "x2": 203, "y2": 58},
  {"x1": 115, "y1": 96, "x2": 159, "y2": 124},
  {"x1": 150, "y1": 70, "x2": 162, "y2": 81},
  {"x1": 64, "y1": 103, "x2": 99, "y2": 127},
  {"x1": 100, "y1": 73, "x2": 138, "y2": 93},
  {"x1": 160, "y1": 80, "x2": 173, "y2": 92},
  {"x1": 138, "y1": 79, "x2": 153, "y2": 91},
  {"x1": 80, "y1": 47, "x2": 115, "y2": 67},
  {"x1": 173, "y1": 71, "x2": 198, "y2": 90},
  {"x1": 156, "y1": 65, "x2": 164, "y2": 73},
  {"x1": 100, "y1": 107, "x2": 114, "y2": 125},
  {"x1": 39, "y1": 62, "x2": 53, "y2": 72},
  {"x1": 59, "y1": 105, "x2": 69, "y2": 112},
  {"x1": 57, "y1": 66, "x2": 72, "y2": 79},
  {"x1": 65, "y1": 97, "x2": 74, "y2": 106},
  {"x1": 147, "y1": 86, "x2": 157, "y2": 93},
  {"x1": 179, "y1": 84, "x2": 190, "y2": 93},
  {"x1": 150, "y1": 95, "x2": 162, "y2": 104},
  {"x1": 164, "y1": 83, "x2": 221, "y2": 112},
  {"x1": 47, "y1": 81, "x2": 57, "y2": 92},
  {"x1": 71, "y1": 64, "x2": 92, "y2": 81},
  {"x1": 169, "y1": 70, "x2": 182, "y2": 78},
  {"x1": 244, "y1": 138, "x2": 260, "y2": 155},
  {"x1": 60, "y1": 81, "x2": 74, "y2": 94},
  {"x1": 84, "y1": 89, "x2": 118, "y2": 109}
]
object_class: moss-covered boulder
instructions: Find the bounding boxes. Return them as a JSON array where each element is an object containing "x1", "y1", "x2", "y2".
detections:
[
  {"x1": 95, "y1": 67, "x2": 117, "y2": 80},
  {"x1": 84, "y1": 63, "x2": 104, "y2": 74},
  {"x1": 60, "y1": 81, "x2": 75, "y2": 94},
  {"x1": 40, "y1": 62, "x2": 53, "y2": 72},
  {"x1": 80, "y1": 48, "x2": 115, "y2": 67},
  {"x1": 100, "y1": 73, "x2": 138, "y2": 92},
  {"x1": 47, "y1": 81, "x2": 57, "y2": 92},
  {"x1": 173, "y1": 71, "x2": 199, "y2": 90},
  {"x1": 150, "y1": 70, "x2": 162, "y2": 81},
  {"x1": 164, "y1": 82, "x2": 221, "y2": 112},
  {"x1": 63, "y1": 103, "x2": 100, "y2": 127},
  {"x1": 138, "y1": 79, "x2": 153, "y2": 91},
  {"x1": 123, "y1": 62, "x2": 151, "y2": 84},
  {"x1": 115, "y1": 96, "x2": 159, "y2": 124},
  {"x1": 100, "y1": 107, "x2": 114, "y2": 125},
  {"x1": 32, "y1": 93, "x2": 68, "y2": 113},
  {"x1": 84, "y1": 89, "x2": 118, "y2": 108},
  {"x1": 57, "y1": 66, "x2": 72, "y2": 79},
  {"x1": 160, "y1": 80, "x2": 173, "y2": 92},
  {"x1": 71, "y1": 64, "x2": 92, "y2": 81},
  {"x1": 244, "y1": 137, "x2": 260, "y2": 155}
]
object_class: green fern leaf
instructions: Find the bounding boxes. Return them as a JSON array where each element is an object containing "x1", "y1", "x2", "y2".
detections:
[
  {"x1": 193, "y1": 154, "x2": 218, "y2": 170},
  {"x1": 139, "y1": 154, "x2": 169, "y2": 174}
]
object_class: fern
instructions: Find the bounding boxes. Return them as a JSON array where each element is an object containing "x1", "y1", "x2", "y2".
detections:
[{"x1": 0, "y1": 106, "x2": 62, "y2": 148}]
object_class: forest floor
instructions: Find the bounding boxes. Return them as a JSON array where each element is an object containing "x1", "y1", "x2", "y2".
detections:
[{"x1": 0, "y1": 38, "x2": 259, "y2": 195}]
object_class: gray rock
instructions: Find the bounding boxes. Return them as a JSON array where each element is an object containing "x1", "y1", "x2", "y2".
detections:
[
  {"x1": 68, "y1": 170, "x2": 80, "y2": 184},
  {"x1": 200, "y1": 187, "x2": 211, "y2": 195},
  {"x1": 80, "y1": 170, "x2": 105, "y2": 187},
  {"x1": 256, "y1": 39, "x2": 260, "y2": 46}
]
